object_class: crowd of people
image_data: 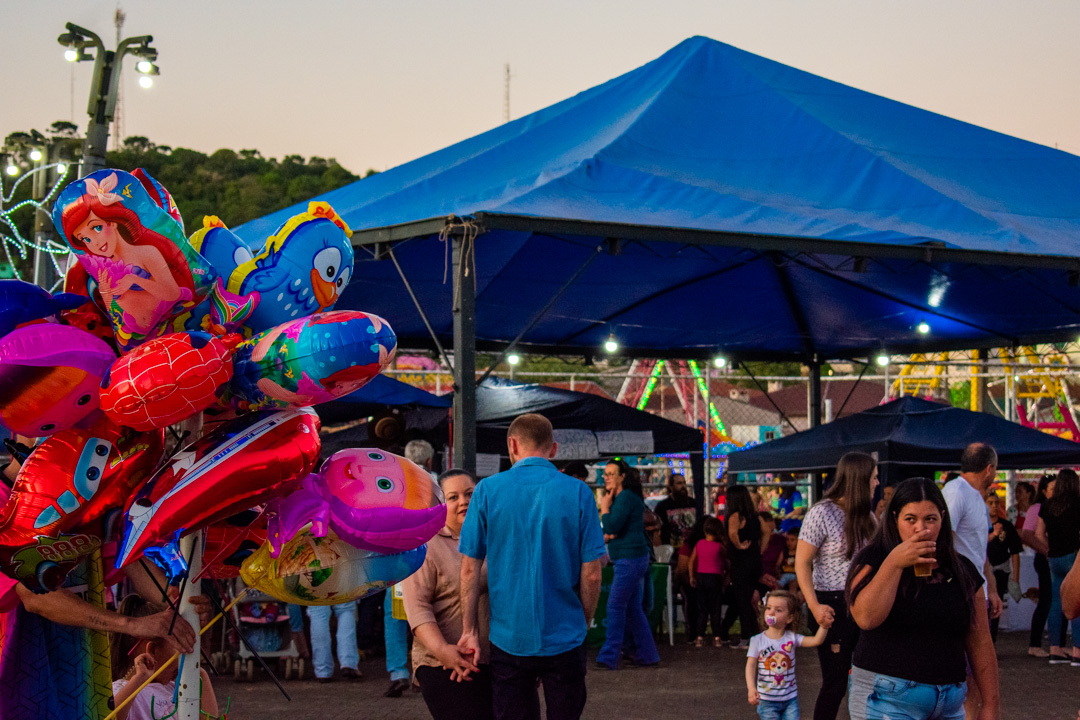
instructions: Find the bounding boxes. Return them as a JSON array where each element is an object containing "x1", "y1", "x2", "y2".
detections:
[{"x1": 7, "y1": 414, "x2": 1080, "y2": 720}]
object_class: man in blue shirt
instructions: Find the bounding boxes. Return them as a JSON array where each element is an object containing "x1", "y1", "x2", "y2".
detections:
[{"x1": 459, "y1": 414, "x2": 606, "y2": 720}]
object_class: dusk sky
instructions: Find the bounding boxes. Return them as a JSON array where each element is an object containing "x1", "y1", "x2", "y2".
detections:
[{"x1": 2, "y1": 1, "x2": 1078, "y2": 175}]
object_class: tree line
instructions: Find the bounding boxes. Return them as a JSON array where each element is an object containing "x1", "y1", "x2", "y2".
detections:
[{"x1": 2, "y1": 121, "x2": 371, "y2": 277}]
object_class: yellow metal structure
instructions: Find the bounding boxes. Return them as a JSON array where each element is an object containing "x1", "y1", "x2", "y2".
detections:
[{"x1": 891, "y1": 353, "x2": 951, "y2": 400}]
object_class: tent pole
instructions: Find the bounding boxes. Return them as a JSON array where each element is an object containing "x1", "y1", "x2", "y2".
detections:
[
  {"x1": 808, "y1": 360, "x2": 824, "y2": 498},
  {"x1": 704, "y1": 360, "x2": 712, "y2": 498},
  {"x1": 453, "y1": 233, "x2": 477, "y2": 474}
]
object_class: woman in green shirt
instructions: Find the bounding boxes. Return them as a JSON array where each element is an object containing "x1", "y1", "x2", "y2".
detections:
[{"x1": 596, "y1": 460, "x2": 660, "y2": 670}]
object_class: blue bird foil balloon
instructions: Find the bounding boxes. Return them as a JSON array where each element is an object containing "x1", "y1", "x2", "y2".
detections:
[
  {"x1": 227, "y1": 310, "x2": 397, "y2": 412},
  {"x1": 227, "y1": 202, "x2": 354, "y2": 334}
]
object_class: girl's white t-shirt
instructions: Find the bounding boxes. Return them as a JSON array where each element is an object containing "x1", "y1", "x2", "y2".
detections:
[
  {"x1": 747, "y1": 629, "x2": 804, "y2": 702},
  {"x1": 111, "y1": 678, "x2": 176, "y2": 720}
]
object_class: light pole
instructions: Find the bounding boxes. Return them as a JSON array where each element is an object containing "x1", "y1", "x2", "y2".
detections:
[{"x1": 57, "y1": 22, "x2": 159, "y2": 176}]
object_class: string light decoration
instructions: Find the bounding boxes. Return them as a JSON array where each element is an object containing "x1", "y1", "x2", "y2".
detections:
[
  {"x1": 688, "y1": 359, "x2": 729, "y2": 437},
  {"x1": 636, "y1": 360, "x2": 665, "y2": 410},
  {"x1": 0, "y1": 161, "x2": 73, "y2": 288}
]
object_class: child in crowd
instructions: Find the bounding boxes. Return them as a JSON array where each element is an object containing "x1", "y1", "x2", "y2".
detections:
[
  {"x1": 779, "y1": 528, "x2": 799, "y2": 593},
  {"x1": 745, "y1": 590, "x2": 829, "y2": 720},
  {"x1": 110, "y1": 595, "x2": 218, "y2": 720},
  {"x1": 689, "y1": 516, "x2": 727, "y2": 647}
]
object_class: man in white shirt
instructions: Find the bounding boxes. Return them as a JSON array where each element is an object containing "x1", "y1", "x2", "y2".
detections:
[{"x1": 942, "y1": 442, "x2": 1001, "y2": 720}]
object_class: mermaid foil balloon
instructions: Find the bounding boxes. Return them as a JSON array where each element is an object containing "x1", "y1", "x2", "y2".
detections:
[{"x1": 52, "y1": 169, "x2": 215, "y2": 351}]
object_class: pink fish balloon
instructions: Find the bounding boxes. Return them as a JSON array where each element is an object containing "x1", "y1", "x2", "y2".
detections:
[{"x1": 270, "y1": 449, "x2": 444, "y2": 556}]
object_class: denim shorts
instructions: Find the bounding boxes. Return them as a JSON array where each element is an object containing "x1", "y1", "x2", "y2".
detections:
[
  {"x1": 757, "y1": 697, "x2": 799, "y2": 720},
  {"x1": 848, "y1": 666, "x2": 966, "y2": 720}
]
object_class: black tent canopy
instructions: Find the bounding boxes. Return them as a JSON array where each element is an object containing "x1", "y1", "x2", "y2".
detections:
[
  {"x1": 473, "y1": 380, "x2": 705, "y2": 509},
  {"x1": 727, "y1": 397, "x2": 1080, "y2": 484}
]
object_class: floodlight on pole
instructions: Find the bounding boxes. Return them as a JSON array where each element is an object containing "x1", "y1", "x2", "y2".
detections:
[
  {"x1": 64, "y1": 48, "x2": 78, "y2": 62},
  {"x1": 875, "y1": 353, "x2": 890, "y2": 367},
  {"x1": 29, "y1": 150, "x2": 42, "y2": 162},
  {"x1": 507, "y1": 353, "x2": 521, "y2": 366},
  {"x1": 5, "y1": 164, "x2": 18, "y2": 177},
  {"x1": 58, "y1": 21, "x2": 159, "y2": 175},
  {"x1": 713, "y1": 355, "x2": 726, "y2": 368}
]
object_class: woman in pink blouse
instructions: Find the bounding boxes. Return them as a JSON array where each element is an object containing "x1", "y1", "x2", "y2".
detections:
[{"x1": 401, "y1": 470, "x2": 493, "y2": 720}]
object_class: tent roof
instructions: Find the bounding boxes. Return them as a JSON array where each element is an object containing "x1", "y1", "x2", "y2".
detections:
[
  {"x1": 237, "y1": 36, "x2": 1080, "y2": 361},
  {"x1": 726, "y1": 396, "x2": 1080, "y2": 473},
  {"x1": 473, "y1": 378, "x2": 703, "y2": 456}
]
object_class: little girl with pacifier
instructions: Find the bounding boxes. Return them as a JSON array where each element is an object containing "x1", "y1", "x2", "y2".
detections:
[{"x1": 745, "y1": 590, "x2": 830, "y2": 720}]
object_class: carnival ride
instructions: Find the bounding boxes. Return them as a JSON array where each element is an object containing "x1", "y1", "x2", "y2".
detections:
[
  {"x1": 891, "y1": 346, "x2": 1080, "y2": 441},
  {"x1": 617, "y1": 359, "x2": 744, "y2": 455}
]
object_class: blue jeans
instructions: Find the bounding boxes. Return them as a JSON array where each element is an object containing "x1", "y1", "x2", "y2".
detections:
[
  {"x1": 596, "y1": 555, "x2": 660, "y2": 668},
  {"x1": 307, "y1": 603, "x2": 359, "y2": 678},
  {"x1": 286, "y1": 604, "x2": 304, "y2": 633},
  {"x1": 1048, "y1": 552, "x2": 1080, "y2": 649},
  {"x1": 384, "y1": 590, "x2": 410, "y2": 681},
  {"x1": 757, "y1": 697, "x2": 799, "y2": 720},
  {"x1": 848, "y1": 666, "x2": 966, "y2": 720}
]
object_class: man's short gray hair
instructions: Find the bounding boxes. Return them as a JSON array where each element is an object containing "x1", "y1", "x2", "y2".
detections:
[{"x1": 404, "y1": 439, "x2": 435, "y2": 466}]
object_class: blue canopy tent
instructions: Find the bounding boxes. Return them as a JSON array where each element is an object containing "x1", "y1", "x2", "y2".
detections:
[{"x1": 237, "y1": 36, "x2": 1080, "y2": 497}]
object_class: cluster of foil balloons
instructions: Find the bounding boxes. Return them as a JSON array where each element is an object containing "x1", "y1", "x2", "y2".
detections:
[{"x1": 0, "y1": 168, "x2": 442, "y2": 602}]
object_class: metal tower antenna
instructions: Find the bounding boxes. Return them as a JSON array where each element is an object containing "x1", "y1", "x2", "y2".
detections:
[
  {"x1": 503, "y1": 63, "x2": 511, "y2": 123},
  {"x1": 112, "y1": 6, "x2": 126, "y2": 150}
]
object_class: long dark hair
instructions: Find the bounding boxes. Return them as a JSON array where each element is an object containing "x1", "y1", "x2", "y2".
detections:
[
  {"x1": 1035, "y1": 473, "x2": 1055, "y2": 504},
  {"x1": 1045, "y1": 468, "x2": 1080, "y2": 517},
  {"x1": 607, "y1": 459, "x2": 644, "y2": 499},
  {"x1": 846, "y1": 477, "x2": 976, "y2": 619},
  {"x1": 824, "y1": 452, "x2": 877, "y2": 560},
  {"x1": 724, "y1": 485, "x2": 760, "y2": 544}
]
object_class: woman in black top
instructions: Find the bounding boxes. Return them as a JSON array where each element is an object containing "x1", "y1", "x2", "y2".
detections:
[
  {"x1": 1035, "y1": 468, "x2": 1080, "y2": 664},
  {"x1": 1020, "y1": 474, "x2": 1060, "y2": 656},
  {"x1": 722, "y1": 485, "x2": 761, "y2": 649},
  {"x1": 984, "y1": 492, "x2": 1022, "y2": 643},
  {"x1": 845, "y1": 478, "x2": 997, "y2": 720}
]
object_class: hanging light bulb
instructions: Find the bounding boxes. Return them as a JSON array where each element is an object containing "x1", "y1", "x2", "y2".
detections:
[
  {"x1": 603, "y1": 333, "x2": 619, "y2": 354},
  {"x1": 713, "y1": 356, "x2": 726, "y2": 368},
  {"x1": 917, "y1": 319, "x2": 930, "y2": 334}
]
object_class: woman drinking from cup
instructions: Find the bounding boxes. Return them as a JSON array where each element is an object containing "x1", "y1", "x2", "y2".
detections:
[{"x1": 846, "y1": 477, "x2": 998, "y2": 720}]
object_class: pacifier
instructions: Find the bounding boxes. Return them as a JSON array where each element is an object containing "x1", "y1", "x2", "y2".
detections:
[{"x1": 765, "y1": 615, "x2": 777, "y2": 626}]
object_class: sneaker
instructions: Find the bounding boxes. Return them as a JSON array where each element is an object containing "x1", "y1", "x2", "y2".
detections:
[
  {"x1": 1049, "y1": 654, "x2": 1071, "y2": 665},
  {"x1": 731, "y1": 640, "x2": 749, "y2": 650},
  {"x1": 694, "y1": 637, "x2": 704, "y2": 648},
  {"x1": 1028, "y1": 647, "x2": 1050, "y2": 658}
]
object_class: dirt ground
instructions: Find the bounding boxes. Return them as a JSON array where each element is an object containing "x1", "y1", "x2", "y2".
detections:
[{"x1": 210, "y1": 631, "x2": 1078, "y2": 719}]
